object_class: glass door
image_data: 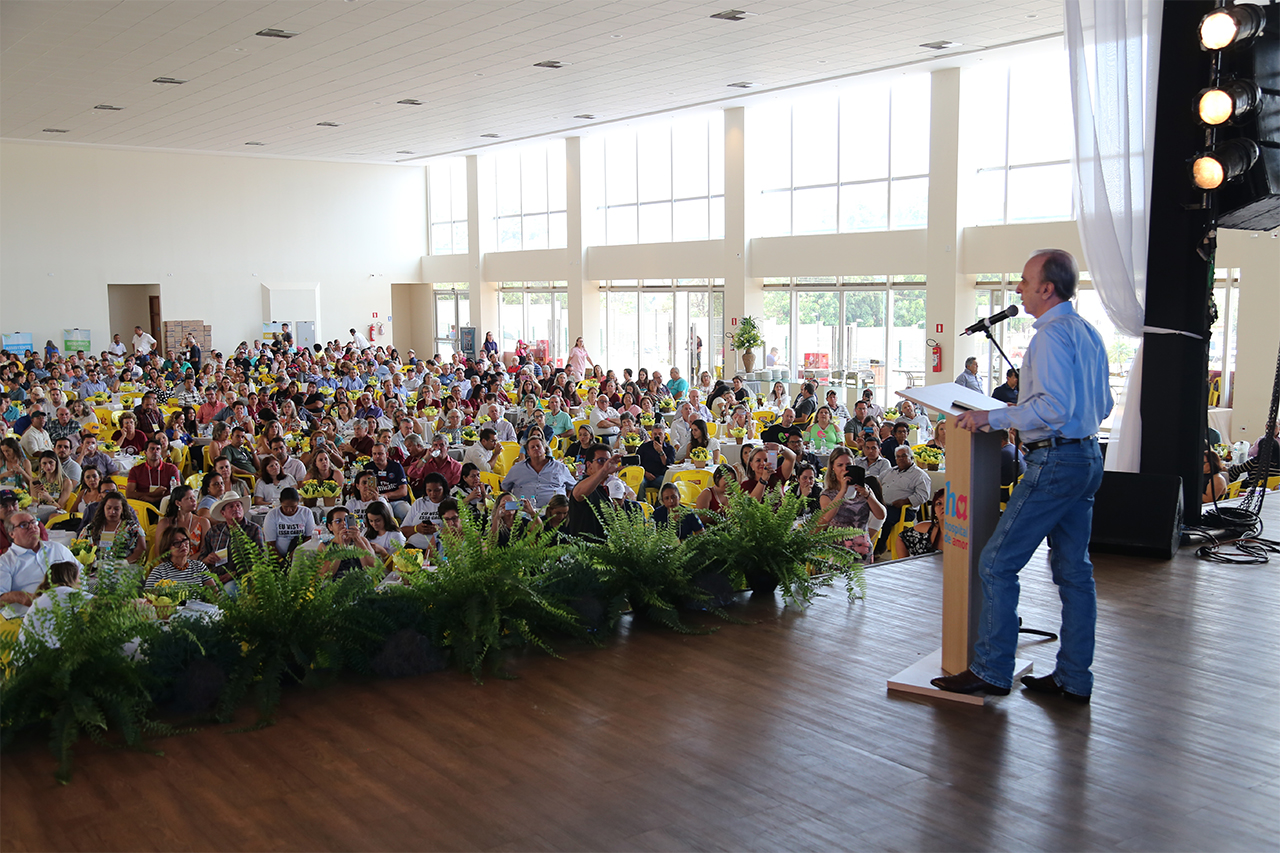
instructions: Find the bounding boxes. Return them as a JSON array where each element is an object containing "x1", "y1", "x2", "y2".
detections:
[{"x1": 434, "y1": 289, "x2": 471, "y2": 360}]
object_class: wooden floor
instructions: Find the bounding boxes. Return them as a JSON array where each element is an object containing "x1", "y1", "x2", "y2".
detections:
[{"x1": 4, "y1": 501, "x2": 1279, "y2": 852}]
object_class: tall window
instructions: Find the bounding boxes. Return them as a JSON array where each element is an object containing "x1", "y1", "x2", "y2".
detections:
[
  {"x1": 760, "y1": 277, "x2": 927, "y2": 402},
  {"x1": 496, "y1": 282, "x2": 569, "y2": 364},
  {"x1": 598, "y1": 280, "x2": 724, "y2": 377},
  {"x1": 586, "y1": 112, "x2": 725, "y2": 245},
  {"x1": 482, "y1": 140, "x2": 568, "y2": 252},
  {"x1": 428, "y1": 159, "x2": 468, "y2": 255},
  {"x1": 748, "y1": 75, "x2": 931, "y2": 237},
  {"x1": 961, "y1": 50, "x2": 1074, "y2": 225}
]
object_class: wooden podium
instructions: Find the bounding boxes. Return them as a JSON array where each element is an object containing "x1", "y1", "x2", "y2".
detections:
[{"x1": 886, "y1": 383, "x2": 1033, "y2": 705}]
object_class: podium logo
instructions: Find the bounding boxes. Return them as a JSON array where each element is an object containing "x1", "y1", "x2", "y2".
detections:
[{"x1": 944, "y1": 481, "x2": 969, "y2": 522}]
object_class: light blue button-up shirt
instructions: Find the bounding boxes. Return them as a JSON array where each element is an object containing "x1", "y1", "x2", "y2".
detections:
[{"x1": 987, "y1": 301, "x2": 1112, "y2": 443}]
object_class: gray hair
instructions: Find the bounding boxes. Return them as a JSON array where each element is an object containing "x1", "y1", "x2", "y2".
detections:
[
  {"x1": 404, "y1": 434, "x2": 424, "y2": 448},
  {"x1": 965, "y1": 356, "x2": 978, "y2": 369},
  {"x1": 1030, "y1": 248, "x2": 1079, "y2": 301}
]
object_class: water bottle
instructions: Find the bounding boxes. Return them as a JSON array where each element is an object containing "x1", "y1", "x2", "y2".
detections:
[{"x1": 169, "y1": 475, "x2": 178, "y2": 493}]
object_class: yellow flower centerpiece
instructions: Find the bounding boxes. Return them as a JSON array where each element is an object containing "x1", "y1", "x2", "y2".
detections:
[
  {"x1": 622, "y1": 433, "x2": 642, "y2": 449},
  {"x1": 914, "y1": 445, "x2": 944, "y2": 470},
  {"x1": 640, "y1": 413, "x2": 655, "y2": 427},
  {"x1": 690, "y1": 447, "x2": 710, "y2": 468},
  {"x1": 68, "y1": 538, "x2": 96, "y2": 567},
  {"x1": 659, "y1": 398, "x2": 675, "y2": 412},
  {"x1": 460, "y1": 426, "x2": 479, "y2": 445},
  {"x1": 297, "y1": 479, "x2": 342, "y2": 506},
  {"x1": 421, "y1": 406, "x2": 439, "y2": 419},
  {"x1": 729, "y1": 426, "x2": 747, "y2": 444},
  {"x1": 9, "y1": 487, "x2": 32, "y2": 509},
  {"x1": 391, "y1": 547, "x2": 426, "y2": 575}
]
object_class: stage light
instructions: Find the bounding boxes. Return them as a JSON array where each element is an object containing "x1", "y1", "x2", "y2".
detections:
[
  {"x1": 1198, "y1": 80, "x2": 1261, "y2": 125},
  {"x1": 1199, "y1": 4, "x2": 1267, "y2": 51},
  {"x1": 1191, "y1": 139, "x2": 1260, "y2": 190}
]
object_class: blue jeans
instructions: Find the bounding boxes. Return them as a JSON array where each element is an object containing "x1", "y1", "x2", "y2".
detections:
[{"x1": 970, "y1": 439, "x2": 1103, "y2": 695}]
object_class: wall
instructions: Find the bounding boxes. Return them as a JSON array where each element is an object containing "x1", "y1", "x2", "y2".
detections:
[
  {"x1": 1219, "y1": 230, "x2": 1280, "y2": 442},
  {"x1": 0, "y1": 141, "x2": 425, "y2": 354}
]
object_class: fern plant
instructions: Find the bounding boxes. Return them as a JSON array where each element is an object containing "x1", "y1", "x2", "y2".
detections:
[
  {"x1": 415, "y1": 515, "x2": 578, "y2": 680},
  {"x1": 706, "y1": 485, "x2": 867, "y2": 607},
  {"x1": 212, "y1": 529, "x2": 388, "y2": 728},
  {"x1": 575, "y1": 501, "x2": 705, "y2": 632},
  {"x1": 0, "y1": 581, "x2": 173, "y2": 784}
]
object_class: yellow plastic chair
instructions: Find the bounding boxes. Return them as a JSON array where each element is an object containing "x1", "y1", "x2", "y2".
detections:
[
  {"x1": 705, "y1": 422, "x2": 719, "y2": 438},
  {"x1": 1225, "y1": 479, "x2": 1244, "y2": 499},
  {"x1": 492, "y1": 442, "x2": 521, "y2": 477},
  {"x1": 1268, "y1": 475, "x2": 1280, "y2": 491},
  {"x1": 637, "y1": 501, "x2": 653, "y2": 520},
  {"x1": 111, "y1": 411, "x2": 127, "y2": 427},
  {"x1": 753, "y1": 411, "x2": 776, "y2": 427},
  {"x1": 94, "y1": 407, "x2": 114, "y2": 425},
  {"x1": 168, "y1": 443, "x2": 190, "y2": 478},
  {"x1": 111, "y1": 473, "x2": 130, "y2": 488},
  {"x1": 572, "y1": 418, "x2": 591, "y2": 436},
  {"x1": 670, "y1": 469, "x2": 712, "y2": 490},
  {"x1": 1208, "y1": 377, "x2": 1221, "y2": 408},
  {"x1": 127, "y1": 499, "x2": 161, "y2": 540},
  {"x1": 479, "y1": 471, "x2": 504, "y2": 493},
  {"x1": 185, "y1": 472, "x2": 204, "y2": 490},
  {"x1": 619, "y1": 465, "x2": 645, "y2": 495},
  {"x1": 674, "y1": 481, "x2": 702, "y2": 507}
]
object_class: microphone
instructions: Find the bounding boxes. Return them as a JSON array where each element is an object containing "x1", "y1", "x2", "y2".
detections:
[{"x1": 960, "y1": 304, "x2": 1019, "y2": 337}]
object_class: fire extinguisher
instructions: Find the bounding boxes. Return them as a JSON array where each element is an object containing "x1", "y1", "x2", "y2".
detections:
[
  {"x1": 369, "y1": 324, "x2": 376, "y2": 341},
  {"x1": 929, "y1": 339, "x2": 942, "y2": 373}
]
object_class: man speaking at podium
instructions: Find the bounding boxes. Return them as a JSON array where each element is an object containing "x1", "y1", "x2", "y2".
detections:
[{"x1": 932, "y1": 249, "x2": 1112, "y2": 703}]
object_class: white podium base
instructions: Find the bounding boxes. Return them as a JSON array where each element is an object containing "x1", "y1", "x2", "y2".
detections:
[{"x1": 887, "y1": 648, "x2": 1033, "y2": 706}]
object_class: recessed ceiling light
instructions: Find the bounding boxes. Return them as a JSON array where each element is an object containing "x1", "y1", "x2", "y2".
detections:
[
  {"x1": 480, "y1": 133, "x2": 500, "y2": 138},
  {"x1": 727, "y1": 81, "x2": 755, "y2": 88},
  {"x1": 232, "y1": 47, "x2": 246, "y2": 52},
  {"x1": 256, "y1": 28, "x2": 299, "y2": 39},
  {"x1": 397, "y1": 99, "x2": 423, "y2": 106},
  {"x1": 42, "y1": 128, "x2": 70, "y2": 133},
  {"x1": 920, "y1": 40, "x2": 961, "y2": 50},
  {"x1": 474, "y1": 72, "x2": 484, "y2": 77},
  {"x1": 710, "y1": 9, "x2": 757, "y2": 21},
  {"x1": 153, "y1": 76, "x2": 187, "y2": 85},
  {"x1": 245, "y1": 141, "x2": 265, "y2": 146},
  {"x1": 610, "y1": 34, "x2": 622, "y2": 38},
  {"x1": 533, "y1": 60, "x2": 565, "y2": 68},
  {"x1": 316, "y1": 121, "x2": 340, "y2": 127},
  {"x1": 94, "y1": 104, "x2": 123, "y2": 111},
  {"x1": 574, "y1": 114, "x2": 597, "y2": 120},
  {"x1": 1025, "y1": 13, "x2": 1038, "y2": 19},
  {"x1": 396, "y1": 151, "x2": 415, "y2": 155},
  {"x1": 816, "y1": 60, "x2": 828, "y2": 64}
]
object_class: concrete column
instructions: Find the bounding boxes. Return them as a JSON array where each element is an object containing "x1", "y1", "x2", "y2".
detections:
[
  {"x1": 565, "y1": 137, "x2": 601, "y2": 360},
  {"x1": 722, "y1": 107, "x2": 763, "y2": 372},
  {"x1": 466, "y1": 153, "x2": 498, "y2": 356},
  {"x1": 924, "y1": 68, "x2": 975, "y2": 387}
]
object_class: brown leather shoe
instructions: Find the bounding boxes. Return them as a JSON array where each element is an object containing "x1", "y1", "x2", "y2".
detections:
[
  {"x1": 1020, "y1": 673, "x2": 1091, "y2": 704},
  {"x1": 930, "y1": 669, "x2": 1010, "y2": 696}
]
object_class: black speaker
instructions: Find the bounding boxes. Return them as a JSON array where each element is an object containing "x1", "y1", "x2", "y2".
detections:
[{"x1": 1090, "y1": 471, "x2": 1183, "y2": 559}]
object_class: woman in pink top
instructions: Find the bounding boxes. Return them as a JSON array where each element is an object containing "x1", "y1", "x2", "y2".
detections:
[{"x1": 567, "y1": 337, "x2": 593, "y2": 380}]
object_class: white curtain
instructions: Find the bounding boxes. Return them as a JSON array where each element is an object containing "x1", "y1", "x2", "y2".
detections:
[{"x1": 1065, "y1": 0, "x2": 1162, "y2": 472}]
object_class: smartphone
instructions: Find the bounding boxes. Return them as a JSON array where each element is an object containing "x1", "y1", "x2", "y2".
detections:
[
  {"x1": 504, "y1": 500, "x2": 518, "y2": 511},
  {"x1": 345, "y1": 516, "x2": 358, "y2": 529},
  {"x1": 766, "y1": 450, "x2": 778, "y2": 467},
  {"x1": 845, "y1": 465, "x2": 865, "y2": 487}
]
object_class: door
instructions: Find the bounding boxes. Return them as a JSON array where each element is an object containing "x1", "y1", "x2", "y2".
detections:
[
  {"x1": 434, "y1": 291, "x2": 470, "y2": 360},
  {"x1": 148, "y1": 295, "x2": 162, "y2": 341},
  {"x1": 295, "y1": 321, "x2": 317, "y2": 353}
]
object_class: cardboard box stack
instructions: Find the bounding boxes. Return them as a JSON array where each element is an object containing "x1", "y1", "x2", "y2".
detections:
[{"x1": 163, "y1": 320, "x2": 213, "y2": 356}]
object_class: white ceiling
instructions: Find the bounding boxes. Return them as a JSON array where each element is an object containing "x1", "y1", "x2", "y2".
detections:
[{"x1": 1, "y1": 0, "x2": 1063, "y2": 165}]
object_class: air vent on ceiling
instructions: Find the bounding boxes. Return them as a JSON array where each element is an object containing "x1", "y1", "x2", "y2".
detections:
[
  {"x1": 920, "y1": 40, "x2": 961, "y2": 50},
  {"x1": 316, "y1": 121, "x2": 340, "y2": 127},
  {"x1": 533, "y1": 60, "x2": 565, "y2": 68},
  {"x1": 726, "y1": 81, "x2": 755, "y2": 88},
  {"x1": 245, "y1": 141, "x2": 266, "y2": 146},
  {"x1": 710, "y1": 9, "x2": 756, "y2": 20},
  {"x1": 94, "y1": 104, "x2": 123, "y2": 111},
  {"x1": 153, "y1": 77, "x2": 187, "y2": 85},
  {"x1": 574, "y1": 114, "x2": 597, "y2": 120},
  {"x1": 42, "y1": 128, "x2": 70, "y2": 133},
  {"x1": 397, "y1": 99, "x2": 423, "y2": 106},
  {"x1": 480, "y1": 133, "x2": 500, "y2": 138},
  {"x1": 256, "y1": 28, "x2": 299, "y2": 39}
]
